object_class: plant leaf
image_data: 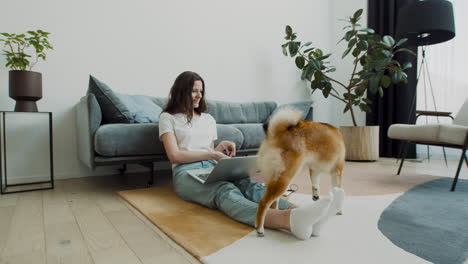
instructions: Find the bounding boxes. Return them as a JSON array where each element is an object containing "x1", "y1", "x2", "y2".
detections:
[
  {"x1": 359, "y1": 103, "x2": 371, "y2": 113},
  {"x1": 343, "y1": 105, "x2": 351, "y2": 113},
  {"x1": 381, "y1": 75, "x2": 391, "y2": 88},
  {"x1": 382, "y1": 35, "x2": 395, "y2": 47},
  {"x1": 395, "y1": 38, "x2": 408, "y2": 47},
  {"x1": 358, "y1": 28, "x2": 375, "y2": 34},
  {"x1": 342, "y1": 47, "x2": 352, "y2": 59},
  {"x1": 288, "y1": 41, "x2": 300, "y2": 57},
  {"x1": 295, "y1": 56, "x2": 305, "y2": 69},
  {"x1": 356, "y1": 40, "x2": 368, "y2": 50},
  {"x1": 403, "y1": 62, "x2": 412, "y2": 69},
  {"x1": 285, "y1": 25, "x2": 293, "y2": 36},
  {"x1": 353, "y1": 9, "x2": 363, "y2": 20},
  {"x1": 282, "y1": 44, "x2": 288, "y2": 56},
  {"x1": 309, "y1": 58, "x2": 321, "y2": 71}
]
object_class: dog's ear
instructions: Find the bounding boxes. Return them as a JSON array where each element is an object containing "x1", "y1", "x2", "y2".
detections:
[{"x1": 262, "y1": 122, "x2": 269, "y2": 133}]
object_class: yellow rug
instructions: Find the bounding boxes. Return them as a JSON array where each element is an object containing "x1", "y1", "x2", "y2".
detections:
[{"x1": 117, "y1": 186, "x2": 253, "y2": 260}]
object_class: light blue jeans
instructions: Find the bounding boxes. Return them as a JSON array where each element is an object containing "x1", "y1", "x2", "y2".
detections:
[{"x1": 172, "y1": 160, "x2": 293, "y2": 227}]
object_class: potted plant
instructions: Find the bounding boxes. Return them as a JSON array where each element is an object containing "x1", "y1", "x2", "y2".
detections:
[
  {"x1": 282, "y1": 9, "x2": 414, "y2": 161},
  {"x1": 0, "y1": 30, "x2": 53, "y2": 112}
]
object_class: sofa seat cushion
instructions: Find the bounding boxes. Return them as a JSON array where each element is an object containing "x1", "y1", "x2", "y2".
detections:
[
  {"x1": 95, "y1": 124, "x2": 166, "y2": 156},
  {"x1": 388, "y1": 124, "x2": 467, "y2": 146},
  {"x1": 214, "y1": 124, "x2": 244, "y2": 150},
  {"x1": 439, "y1": 124, "x2": 468, "y2": 145},
  {"x1": 232, "y1": 124, "x2": 265, "y2": 149}
]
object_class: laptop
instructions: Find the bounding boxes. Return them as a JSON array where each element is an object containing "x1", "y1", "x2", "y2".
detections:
[{"x1": 186, "y1": 155, "x2": 257, "y2": 184}]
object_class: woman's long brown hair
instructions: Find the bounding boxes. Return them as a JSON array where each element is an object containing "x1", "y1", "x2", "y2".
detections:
[{"x1": 164, "y1": 71, "x2": 207, "y2": 123}]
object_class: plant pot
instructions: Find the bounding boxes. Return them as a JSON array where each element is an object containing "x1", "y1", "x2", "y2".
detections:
[
  {"x1": 9, "y1": 70, "x2": 42, "y2": 112},
  {"x1": 339, "y1": 126, "x2": 379, "y2": 161}
]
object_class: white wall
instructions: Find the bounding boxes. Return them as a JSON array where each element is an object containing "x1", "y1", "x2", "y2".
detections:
[{"x1": 0, "y1": 0, "x2": 367, "y2": 180}]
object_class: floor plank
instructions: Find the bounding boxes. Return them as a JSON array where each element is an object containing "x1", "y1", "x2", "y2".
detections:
[
  {"x1": 0, "y1": 206, "x2": 15, "y2": 258},
  {"x1": 106, "y1": 209, "x2": 190, "y2": 264},
  {"x1": 64, "y1": 182, "x2": 143, "y2": 264},
  {"x1": 43, "y1": 184, "x2": 94, "y2": 264},
  {"x1": 0, "y1": 193, "x2": 18, "y2": 207},
  {"x1": 0, "y1": 192, "x2": 46, "y2": 264}
]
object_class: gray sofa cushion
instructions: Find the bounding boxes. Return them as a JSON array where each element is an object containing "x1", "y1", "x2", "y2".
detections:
[
  {"x1": 214, "y1": 124, "x2": 244, "y2": 149},
  {"x1": 207, "y1": 100, "x2": 277, "y2": 124},
  {"x1": 87, "y1": 75, "x2": 134, "y2": 124},
  {"x1": 95, "y1": 123, "x2": 248, "y2": 157},
  {"x1": 94, "y1": 123, "x2": 165, "y2": 156},
  {"x1": 232, "y1": 124, "x2": 265, "y2": 149}
]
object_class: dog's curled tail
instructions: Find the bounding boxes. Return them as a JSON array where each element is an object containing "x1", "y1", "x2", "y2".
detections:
[{"x1": 265, "y1": 107, "x2": 302, "y2": 137}]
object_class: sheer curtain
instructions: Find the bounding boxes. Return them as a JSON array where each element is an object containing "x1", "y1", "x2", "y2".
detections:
[{"x1": 416, "y1": 0, "x2": 467, "y2": 159}]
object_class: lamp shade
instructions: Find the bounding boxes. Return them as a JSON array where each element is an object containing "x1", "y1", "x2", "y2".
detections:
[{"x1": 397, "y1": 0, "x2": 455, "y2": 46}]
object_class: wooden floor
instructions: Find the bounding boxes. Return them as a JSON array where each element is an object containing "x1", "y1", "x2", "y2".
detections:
[
  {"x1": 0, "y1": 169, "x2": 199, "y2": 264},
  {"x1": 0, "y1": 158, "x2": 465, "y2": 264}
]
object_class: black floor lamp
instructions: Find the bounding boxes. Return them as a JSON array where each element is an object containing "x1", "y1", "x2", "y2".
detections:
[{"x1": 396, "y1": 0, "x2": 456, "y2": 162}]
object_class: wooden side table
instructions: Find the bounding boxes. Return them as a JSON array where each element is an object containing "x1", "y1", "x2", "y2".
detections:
[{"x1": 0, "y1": 111, "x2": 54, "y2": 194}]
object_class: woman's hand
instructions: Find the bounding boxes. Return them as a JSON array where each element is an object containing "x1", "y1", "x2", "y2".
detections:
[
  {"x1": 211, "y1": 151, "x2": 230, "y2": 160},
  {"x1": 215, "y1": 141, "x2": 236, "y2": 157}
]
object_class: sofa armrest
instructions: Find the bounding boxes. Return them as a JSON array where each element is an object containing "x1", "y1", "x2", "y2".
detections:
[
  {"x1": 76, "y1": 94, "x2": 102, "y2": 169},
  {"x1": 274, "y1": 101, "x2": 313, "y2": 121}
]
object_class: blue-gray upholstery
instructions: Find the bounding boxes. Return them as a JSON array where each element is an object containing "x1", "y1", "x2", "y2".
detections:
[
  {"x1": 88, "y1": 75, "x2": 134, "y2": 124},
  {"x1": 76, "y1": 93, "x2": 313, "y2": 169},
  {"x1": 232, "y1": 124, "x2": 265, "y2": 149},
  {"x1": 94, "y1": 123, "x2": 163, "y2": 156},
  {"x1": 207, "y1": 100, "x2": 277, "y2": 124}
]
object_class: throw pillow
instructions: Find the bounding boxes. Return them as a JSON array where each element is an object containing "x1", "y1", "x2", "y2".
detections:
[
  {"x1": 87, "y1": 75, "x2": 134, "y2": 124},
  {"x1": 117, "y1": 94, "x2": 163, "y2": 123}
]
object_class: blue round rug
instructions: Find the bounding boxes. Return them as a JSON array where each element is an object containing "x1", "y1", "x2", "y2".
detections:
[{"x1": 378, "y1": 178, "x2": 468, "y2": 264}]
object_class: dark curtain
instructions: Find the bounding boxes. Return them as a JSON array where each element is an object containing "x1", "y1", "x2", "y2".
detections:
[{"x1": 366, "y1": 0, "x2": 418, "y2": 158}]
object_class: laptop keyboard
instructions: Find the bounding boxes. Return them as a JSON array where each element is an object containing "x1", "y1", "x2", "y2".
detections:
[{"x1": 197, "y1": 173, "x2": 211, "y2": 181}]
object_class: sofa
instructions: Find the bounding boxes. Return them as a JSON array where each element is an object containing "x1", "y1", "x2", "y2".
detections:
[{"x1": 76, "y1": 76, "x2": 313, "y2": 185}]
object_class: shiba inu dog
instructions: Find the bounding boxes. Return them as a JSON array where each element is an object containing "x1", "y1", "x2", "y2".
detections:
[{"x1": 255, "y1": 108, "x2": 345, "y2": 236}]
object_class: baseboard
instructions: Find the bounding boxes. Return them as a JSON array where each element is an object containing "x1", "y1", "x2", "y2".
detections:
[{"x1": 3, "y1": 161, "x2": 173, "y2": 184}]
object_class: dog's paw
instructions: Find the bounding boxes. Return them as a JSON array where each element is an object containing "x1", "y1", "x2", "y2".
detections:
[
  {"x1": 256, "y1": 227, "x2": 265, "y2": 237},
  {"x1": 312, "y1": 195, "x2": 320, "y2": 201}
]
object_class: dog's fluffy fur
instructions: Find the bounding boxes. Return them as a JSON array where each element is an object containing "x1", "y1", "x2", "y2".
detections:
[{"x1": 255, "y1": 107, "x2": 345, "y2": 236}]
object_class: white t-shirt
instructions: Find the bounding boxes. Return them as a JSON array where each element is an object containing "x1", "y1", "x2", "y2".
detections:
[{"x1": 159, "y1": 112, "x2": 217, "y2": 155}]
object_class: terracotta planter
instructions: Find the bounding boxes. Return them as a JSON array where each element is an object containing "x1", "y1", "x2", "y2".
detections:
[
  {"x1": 339, "y1": 126, "x2": 379, "y2": 161},
  {"x1": 9, "y1": 70, "x2": 42, "y2": 112}
]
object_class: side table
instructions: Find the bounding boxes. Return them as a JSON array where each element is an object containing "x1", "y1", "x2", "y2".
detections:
[{"x1": 0, "y1": 111, "x2": 54, "y2": 194}]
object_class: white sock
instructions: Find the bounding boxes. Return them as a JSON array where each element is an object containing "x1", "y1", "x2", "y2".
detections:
[
  {"x1": 311, "y1": 187, "x2": 345, "y2": 237},
  {"x1": 289, "y1": 197, "x2": 331, "y2": 240}
]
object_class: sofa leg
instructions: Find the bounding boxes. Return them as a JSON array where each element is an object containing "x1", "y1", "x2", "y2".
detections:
[
  {"x1": 397, "y1": 141, "x2": 409, "y2": 175},
  {"x1": 139, "y1": 162, "x2": 155, "y2": 187},
  {"x1": 147, "y1": 164, "x2": 154, "y2": 187},
  {"x1": 118, "y1": 164, "x2": 127, "y2": 174}
]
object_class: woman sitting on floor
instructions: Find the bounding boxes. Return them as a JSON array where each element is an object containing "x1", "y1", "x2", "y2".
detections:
[{"x1": 159, "y1": 71, "x2": 344, "y2": 240}]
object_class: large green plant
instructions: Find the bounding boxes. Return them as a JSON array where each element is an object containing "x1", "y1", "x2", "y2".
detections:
[
  {"x1": 0, "y1": 30, "x2": 53, "y2": 71},
  {"x1": 282, "y1": 9, "x2": 414, "y2": 126}
]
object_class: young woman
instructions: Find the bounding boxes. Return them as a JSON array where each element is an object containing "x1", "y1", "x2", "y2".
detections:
[{"x1": 159, "y1": 71, "x2": 343, "y2": 240}]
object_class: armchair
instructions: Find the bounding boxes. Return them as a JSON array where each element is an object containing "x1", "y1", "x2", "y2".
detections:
[{"x1": 388, "y1": 99, "x2": 468, "y2": 191}]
